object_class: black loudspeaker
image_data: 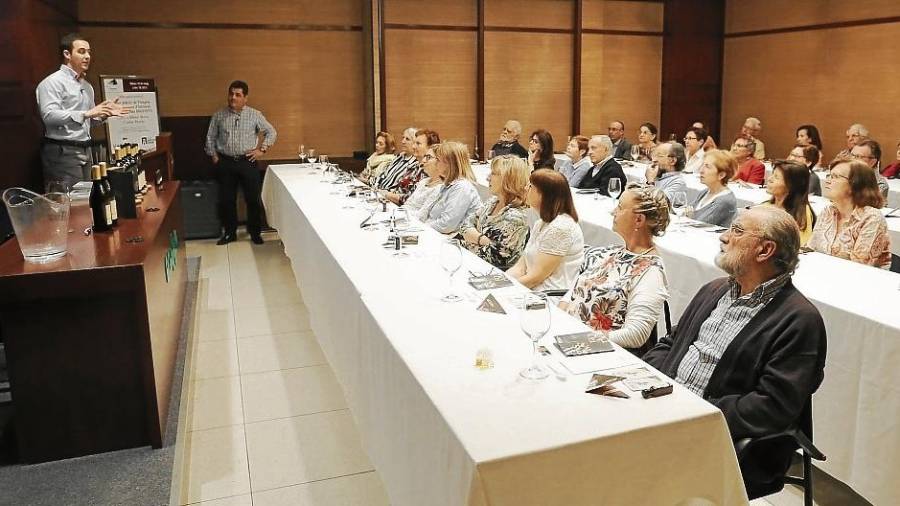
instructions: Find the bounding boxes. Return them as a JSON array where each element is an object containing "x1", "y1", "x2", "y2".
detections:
[
  {"x1": 180, "y1": 181, "x2": 221, "y2": 239},
  {"x1": 107, "y1": 169, "x2": 138, "y2": 219}
]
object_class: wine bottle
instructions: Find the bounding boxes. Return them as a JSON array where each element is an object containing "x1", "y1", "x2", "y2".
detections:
[
  {"x1": 90, "y1": 165, "x2": 113, "y2": 232},
  {"x1": 99, "y1": 162, "x2": 118, "y2": 226}
]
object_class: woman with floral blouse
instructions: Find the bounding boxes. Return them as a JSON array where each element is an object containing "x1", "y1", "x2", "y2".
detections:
[
  {"x1": 559, "y1": 183, "x2": 671, "y2": 351},
  {"x1": 807, "y1": 159, "x2": 891, "y2": 269},
  {"x1": 458, "y1": 155, "x2": 530, "y2": 270}
]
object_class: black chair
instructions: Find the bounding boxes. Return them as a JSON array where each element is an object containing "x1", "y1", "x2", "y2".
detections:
[
  {"x1": 736, "y1": 401, "x2": 825, "y2": 506},
  {"x1": 890, "y1": 253, "x2": 900, "y2": 273}
]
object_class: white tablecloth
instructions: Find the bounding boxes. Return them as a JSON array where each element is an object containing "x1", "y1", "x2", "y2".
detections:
[
  {"x1": 474, "y1": 161, "x2": 900, "y2": 505},
  {"x1": 262, "y1": 164, "x2": 748, "y2": 506}
]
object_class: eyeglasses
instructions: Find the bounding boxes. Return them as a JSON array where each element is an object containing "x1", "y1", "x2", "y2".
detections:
[
  {"x1": 850, "y1": 153, "x2": 875, "y2": 160},
  {"x1": 684, "y1": 136, "x2": 698, "y2": 141},
  {"x1": 529, "y1": 138, "x2": 539, "y2": 144},
  {"x1": 825, "y1": 171, "x2": 850, "y2": 181},
  {"x1": 733, "y1": 143, "x2": 750, "y2": 149},
  {"x1": 727, "y1": 222, "x2": 764, "y2": 239},
  {"x1": 423, "y1": 154, "x2": 436, "y2": 162}
]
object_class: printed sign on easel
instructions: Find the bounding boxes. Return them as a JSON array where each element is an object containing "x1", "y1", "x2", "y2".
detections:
[{"x1": 100, "y1": 75, "x2": 161, "y2": 153}]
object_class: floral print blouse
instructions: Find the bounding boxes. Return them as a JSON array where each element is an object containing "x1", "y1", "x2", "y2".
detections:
[
  {"x1": 562, "y1": 246, "x2": 668, "y2": 348},
  {"x1": 807, "y1": 204, "x2": 891, "y2": 269},
  {"x1": 458, "y1": 196, "x2": 529, "y2": 270}
]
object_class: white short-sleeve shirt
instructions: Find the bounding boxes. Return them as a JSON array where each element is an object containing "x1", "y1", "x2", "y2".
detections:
[{"x1": 524, "y1": 213, "x2": 585, "y2": 292}]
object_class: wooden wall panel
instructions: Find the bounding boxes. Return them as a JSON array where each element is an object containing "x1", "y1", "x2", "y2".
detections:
[
  {"x1": 485, "y1": 0, "x2": 574, "y2": 30},
  {"x1": 79, "y1": 0, "x2": 360, "y2": 25},
  {"x1": 385, "y1": 0, "x2": 476, "y2": 26},
  {"x1": 725, "y1": 0, "x2": 900, "y2": 34},
  {"x1": 483, "y1": 32, "x2": 572, "y2": 151},
  {"x1": 580, "y1": 34, "x2": 661, "y2": 139},
  {"x1": 582, "y1": 0, "x2": 663, "y2": 31},
  {"x1": 384, "y1": 29, "x2": 476, "y2": 145},
  {"x1": 722, "y1": 24, "x2": 900, "y2": 165},
  {"x1": 80, "y1": 27, "x2": 366, "y2": 158}
]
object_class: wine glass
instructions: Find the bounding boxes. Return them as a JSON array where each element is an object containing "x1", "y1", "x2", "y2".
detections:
[
  {"x1": 608, "y1": 178, "x2": 622, "y2": 201},
  {"x1": 439, "y1": 239, "x2": 463, "y2": 302},
  {"x1": 391, "y1": 207, "x2": 410, "y2": 257},
  {"x1": 298, "y1": 144, "x2": 307, "y2": 164},
  {"x1": 519, "y1": 291, "x2": 551, "y2": 380},
  {"x1": 630, "y1": 144, "x2": 641, "y2": 162},
  {"x1": 308, "y1": 148, "x2": 318, "y2": 165},
  {"x1": 671, "y1": 191, "x2": 687, "y2": 230}
]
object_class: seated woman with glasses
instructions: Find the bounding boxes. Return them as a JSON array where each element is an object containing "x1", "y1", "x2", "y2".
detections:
[
  {"x1": 807, "y1": 159, "x2": 891, "y2": 269},
  {"x1": 636, "y1": 122, "x2": 659, "y2": 162},
  {"x1": 683, "y1": 126, "x2": 708, "y2": 173},
  {"x1": 559, "y1": 183, "x2": 670, "y2": 351},
  {"x1": 458, "y1": 155, "x2": 531, "y2": 270},
  {"x1": 420, "y1": 141, "x2": 481, "y2": 234},
  {"x1": 374, "y1": 128, "x2": 440, "y2": 205},
  {"x1": 688, "y1": 149, "x2": 738, "y2": 227},
  {"x1": 528, "y1": 129, "x2": 556, "y2": 171},
  {"x1": 787, "y1": 144, "x2": 822, "y2": 196},
  {"x1": 762, "y1": 160, "x2": 816, "y2": 245},
  {"x1": 404, "y1": 145, "x2": 444, "y2": 220},
  {"x1": 507, "y1": 169, "x2": 584, "y2": 291},
  {"x1": 358, "y1": 131, "x2": 396, "y2": 184}
]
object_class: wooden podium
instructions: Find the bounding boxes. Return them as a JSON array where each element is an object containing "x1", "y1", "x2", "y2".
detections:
[{"x1": 0, "y1": 182, "x2": 185, "y2": 463}]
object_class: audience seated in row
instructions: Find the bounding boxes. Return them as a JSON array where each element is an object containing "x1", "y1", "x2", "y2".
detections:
[
  {"x1": 507, "y1": 169, "x2": 584, "y2": 291},
  {"x1": 644, "y1": 205, "x2": 827, "y2": 495},
  {"x1": 560, "y1": 135, "x2": 591, "y2": 186},
  {"x1": 836, "y1": 123, "x2": 868, "y2": 159},
  {"x1": 576, "y1": 135, "x2": 626, "y2": 195},
  {"x1": 607, "y1": 121, "x2": 632, "y2": 159},
  {"x1": 787, "y1": 144, "x2": 822, "y2": 196},
  {"x1": 528, "y1": 129, "x2": 556, "y2": 171},
  {"x1": 636, "y1": 122, "x2": 659, "y2": 162},
  {"x1": 419, "y1": 141, "x2": 481, "y2": 234},
  {"x1": 559, "y1": 183, "x2": 670, "y2": 350},
  {"x1": 693, "y1": 121, "x2": 718, "y2": 151},
  {"x1": 740, "y1": 117, "x2": 766, "y2": 160},
  {"x1": 359, "y1": 131, "x2": 396, "y2": 184},
  {"x1": 795, "y1": 124, "x2": 823, "y2": 160},
  {"x1": 490, "y1": 120, "x2": 529, "y2": 159},
  {"x1": 404, "y1": 144, "x2": 444, "y2": 221},
  {"x1": 683, "y1": 127, "x2": 708, "y2": 173},
  {"x1": 645, "y1": 141, "x2": 687, "y2": 201},
  {"x1": 731, "y1": 136, "x2": 766, "y2": 185},
  {"x1": 850, "y1": 139, "x2": 890, "y2": 198},
  {"x1": 882, "y1": 141, "x2": 900, "y2": 179},
  {"x1": 458, "y1": 155, "x2": 531, "y2": 270},
  {"x1": 691, "y1": 149, "x2": 738, "y2": 228},
  {"x1": 807, "y1": 159, "x2": 891, "y2": 269},
  {"x1": 762, "y1": 160, "x2": 816, "y2": 246},
  {"x1": 372, "y1": 127, "x2": 425, "y2": 202}
]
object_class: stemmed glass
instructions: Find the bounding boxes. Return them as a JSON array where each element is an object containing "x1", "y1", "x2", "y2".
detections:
[
  {"x1": 307, "y1": 148, "x2": 318, "y2": 165},
  {"x1": 519, "y1": 291, "x2": 551, "y2": 380},
  {"x1": 439, "y1": 238, "x2": 463, "y2": 302},
  {"x1": 630, "y1": 145, "x2": 641, "y2": 162},
  {"x1": 298, "y1": 144, "x2": 307, "y2": 164},
  {"x1": 671, "y1": 191, "x2": 687, "y2": 231},
  {"x1": 608, "y1": 178, "x2": 622, "y2": 201},
  {"x1": 391, "y1": 207, "x2": 410, "y2": 257}
]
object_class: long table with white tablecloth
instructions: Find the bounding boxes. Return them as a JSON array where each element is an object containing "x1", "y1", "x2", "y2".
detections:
[
  {"x1": 261, "y1": 164, "x2": 747, "y2": 506},
  {"x1": 478, "y1": 160, "x2": 900, "y2": 505}
]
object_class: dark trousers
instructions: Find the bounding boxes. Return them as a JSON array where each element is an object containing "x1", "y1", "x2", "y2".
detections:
[{"x1": 216, "y1": 154, "x2": 262, "y2": 237}]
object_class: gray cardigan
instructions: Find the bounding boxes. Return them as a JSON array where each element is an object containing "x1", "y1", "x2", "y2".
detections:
[{"x1": 691, "y1": 188, "x2": 737, "y2": 227}]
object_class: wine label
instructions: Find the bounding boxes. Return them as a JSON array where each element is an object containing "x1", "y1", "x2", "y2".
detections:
[
  {"x1": 138, "y1": 171, "x2": 147, "y2": 189},
  {"x1": 104, "y1": 204, "x2": 113, "y2": 225},
  {"x1": 110, "y1": 199, "x2": 119, "y2": 221}
]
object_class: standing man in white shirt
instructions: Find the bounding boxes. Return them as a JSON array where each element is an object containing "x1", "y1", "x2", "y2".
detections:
[
  {"x1": 36, "y1": 33, "x2": 128, "y2": 187},
  {"x1": 205, "y1": 80, "x2": 277, "y2": 245}
]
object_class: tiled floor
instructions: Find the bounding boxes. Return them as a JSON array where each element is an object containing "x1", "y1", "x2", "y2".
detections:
[
  {"x1": 178, "y1": 235, "x2": 391, "y2": 506},
  {"x1": 179, "y1": 233, "x2": 856, "y2": 506}
]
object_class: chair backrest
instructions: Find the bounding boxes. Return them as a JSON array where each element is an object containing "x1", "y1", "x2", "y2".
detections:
[{"x1": 891, "y1": 254, "x2": 900, "y2": 274}]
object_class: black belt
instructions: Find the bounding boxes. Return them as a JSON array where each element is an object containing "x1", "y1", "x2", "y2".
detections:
[
  {"x1": 217, "y1": 152, "x2": 254, "y2": 163},
  {"x1": 44, "y1": 137, "x2": 92, "y2": 148}
]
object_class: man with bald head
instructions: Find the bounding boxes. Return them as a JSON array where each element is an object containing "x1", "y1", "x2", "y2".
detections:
[
  {"x1": 836, "y1": 123, "x2": 869, "y2": 159},
  {"x1": 577, "y1": 135, "x2": 626, "y2": 195},
  {"x1": 740, "y1": 117, "x2": 765, "y2": 159},
  {"x1": 607, "y1": 120, "x2": 632, "y2": 159},
  {"x1": 645, "y1": 206, "x2": 826, "y2": 497},
  {"x1": 490, "y1": 120, "x2": 528, "y2": 159}
]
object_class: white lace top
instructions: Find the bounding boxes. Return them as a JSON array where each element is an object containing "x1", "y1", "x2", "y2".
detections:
[
  {"x1": 404, "y1": 178, "x2": 443, "y2": 221},
  {"x1": 524, "y1": 213, "x2": 585, "y2": 292}
]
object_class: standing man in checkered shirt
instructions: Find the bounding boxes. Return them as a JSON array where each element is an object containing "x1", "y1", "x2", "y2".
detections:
[{"x1": 205, "y1": 80, "x2": 277, "y2": 245}]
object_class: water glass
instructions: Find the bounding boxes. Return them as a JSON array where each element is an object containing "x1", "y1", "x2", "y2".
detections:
[
  {"x1": 519, "y1": 291, "x2": 551, "y2": 380},
  {"x1": 439, "y1": 239, "x2": 463, "y2": 302}
]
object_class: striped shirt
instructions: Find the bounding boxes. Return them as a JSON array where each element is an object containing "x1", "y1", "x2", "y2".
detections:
[
  {"x1": 36, "y1": 65, "x2": 101, "y2": 142},
  {"x1": 372, "y1": 153, "x2": 420, "y2": 192},
  {"x1": 675, "y1": 273, "x2": 790, "y2": 396},
  {"x1": 205, "y1": 106, "x2": 277, "y2": 157}
]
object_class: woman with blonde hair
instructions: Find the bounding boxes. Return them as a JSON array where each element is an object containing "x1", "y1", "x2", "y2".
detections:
[
  {"x1": 358, "y1": 131, "x2": 396, "y2": 184},
  {"x1": 688, "y1": 149, "x2": 738, "y2": 227},
  {"x1": 560, "y1": 183, "x2": 670, "y2": 352},
  {"x1": 421, "y1": 141, "x2": 481, "y2": 234},
  {"x1": 459, "y1": 155, "x2": 531, "y2": 269},
  {"x1": 808, "y1": 159, "x2": 891, "y2": 268}
]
